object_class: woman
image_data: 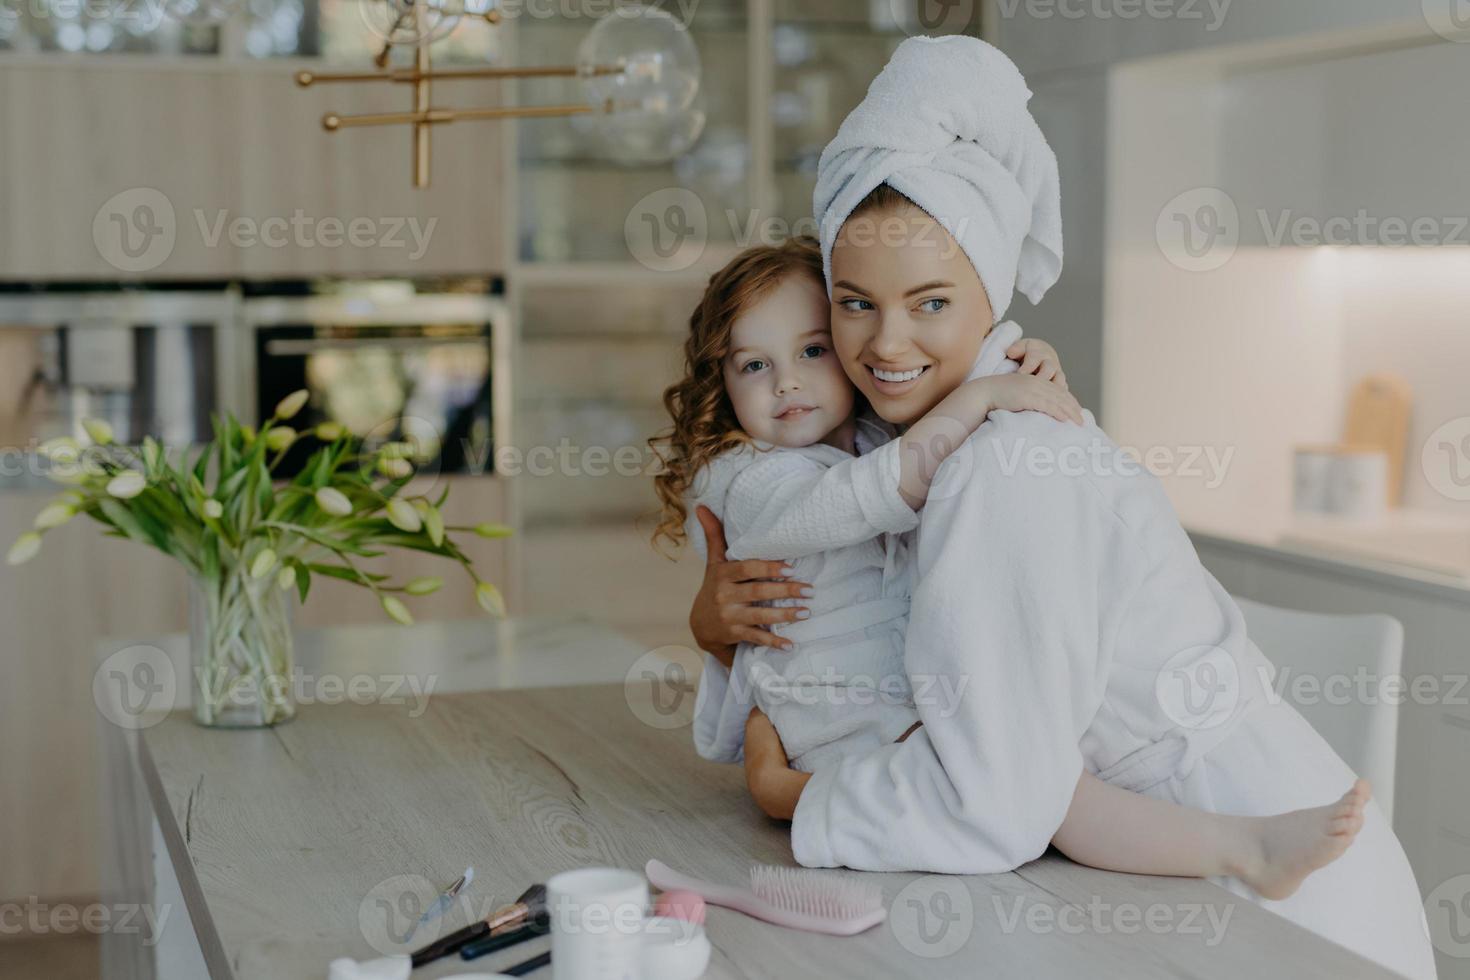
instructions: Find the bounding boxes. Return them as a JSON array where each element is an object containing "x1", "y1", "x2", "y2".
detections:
[{"x1": 686, "y1": 36, "x2": 1434, "y2": 980}]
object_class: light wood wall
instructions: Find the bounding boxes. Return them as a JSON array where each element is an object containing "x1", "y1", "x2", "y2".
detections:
[{"x1": 0, "y1": 59, "x2": 506, "y2": 279}]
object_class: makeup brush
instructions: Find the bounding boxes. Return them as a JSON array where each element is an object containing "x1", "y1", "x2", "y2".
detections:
[{"x1": 409, "y1": 883, "x2": 547, "y2": 968}]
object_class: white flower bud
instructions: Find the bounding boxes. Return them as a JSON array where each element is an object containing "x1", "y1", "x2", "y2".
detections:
[
  {"x1": 315, "y1": 486, "x2": 353, "y2": 516},
  {"x1": 106, "y1": 471, "x2": 147, "y2": 499}
]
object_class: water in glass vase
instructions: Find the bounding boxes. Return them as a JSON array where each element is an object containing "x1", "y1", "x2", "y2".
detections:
[{"x1": 189, "y1": 571, "x2": 295, "y2": 727}]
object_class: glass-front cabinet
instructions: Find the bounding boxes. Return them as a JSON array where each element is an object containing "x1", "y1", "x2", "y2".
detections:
[
  {"x1": 509, "y1": 0, "x2": 982, "y2": 529},
  {"x1": 511, "y1": 0, "x2": 977, "y2": 265},
  {"x1": 514, "y1": 0, "x2": 750, "y2": 264}
]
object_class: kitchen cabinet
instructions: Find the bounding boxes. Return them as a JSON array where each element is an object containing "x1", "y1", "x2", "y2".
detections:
[{"x1": 0, "y1": 60, "x2": 507, "y2": 279}]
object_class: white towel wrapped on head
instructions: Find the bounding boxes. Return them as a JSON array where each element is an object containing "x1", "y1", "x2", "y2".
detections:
[{"x1": 814, "y1": 35, "x2": 1063, "y2": 322}]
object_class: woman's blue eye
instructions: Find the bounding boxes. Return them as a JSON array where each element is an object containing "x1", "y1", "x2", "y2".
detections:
[
  {"x1": 740, "y1": 359, "x2": 767, "y2": 374},
  {"x1": 918, "y1": 298, "x2": 949, "y2": 313},
  {"x1": 840, "y1": 298, "x2": 874, "y2": 312},
  {"x1": 801, "y1": 344, "x2": 826, "y2": 359}
]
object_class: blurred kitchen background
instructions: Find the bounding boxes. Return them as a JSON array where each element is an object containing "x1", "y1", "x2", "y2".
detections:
[{"x1": 3, "y1": 1, "x2": 1470, "y2": 977}]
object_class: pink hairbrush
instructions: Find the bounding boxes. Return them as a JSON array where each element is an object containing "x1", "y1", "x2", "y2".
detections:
[
  {"x1": 645, "y1": 859, "x2": 885, "y2": 936},
  {"x1": 654, "y1": 889, "x2": 706, "y2": 924}
]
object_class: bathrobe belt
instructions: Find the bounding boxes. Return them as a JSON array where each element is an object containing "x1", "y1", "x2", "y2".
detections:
[{"x1": 775, "y1": 596, "x2": 910, "y2": 646}]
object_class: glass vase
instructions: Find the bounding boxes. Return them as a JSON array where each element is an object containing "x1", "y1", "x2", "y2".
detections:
[{"x1": 189, "y1": 569, "x2": 295, "y2": 727}]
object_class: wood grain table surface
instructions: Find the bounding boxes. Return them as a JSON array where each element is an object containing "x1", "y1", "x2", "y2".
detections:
[{"x1": 139, "y1": 682, "x2": 1399, "y2": 980}]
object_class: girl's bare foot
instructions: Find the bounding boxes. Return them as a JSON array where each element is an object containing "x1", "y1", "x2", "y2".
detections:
[{"x1": 1232, "y1": 780, "x2": 1372, "y2": 901}]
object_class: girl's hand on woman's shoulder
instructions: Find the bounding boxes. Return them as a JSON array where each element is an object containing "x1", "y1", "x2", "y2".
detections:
[
  {"x1": 1006, "y1": 338, "x2": 1067, "y2": 389},
  {"x1": 969, "y1": 373, "x2": 1085, "y2": 426}
]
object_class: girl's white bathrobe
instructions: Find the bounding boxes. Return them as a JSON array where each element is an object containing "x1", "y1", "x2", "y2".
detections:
[
  {"x1": 785, "y1": 342, "x2": 1436, "y2": 979},
  {"x1": 686, "y1": 425, "x2": 921, "y2": 773}
]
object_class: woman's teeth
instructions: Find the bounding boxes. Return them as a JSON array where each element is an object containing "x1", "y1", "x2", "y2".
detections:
[{"x1": 871, "y1": 366, "x2": 926, "y2": 384}]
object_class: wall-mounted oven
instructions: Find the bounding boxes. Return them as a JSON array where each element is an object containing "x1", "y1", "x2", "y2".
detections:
[{"x1": 242, "y1": 280, "x2": 508, "y2": 478}]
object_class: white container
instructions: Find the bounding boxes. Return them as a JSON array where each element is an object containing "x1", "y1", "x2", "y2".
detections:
[
  {"x1": 547, "y1": 868, "x2": 647, "y2": 980},
  {"x1": 640, "y1": 917, "x2": 711, "y2": 980},
  {"x1": 1293, "y1": 448, "x2": 1335, "y2": 515},
  {"x1": 1327, "y1": 450, "x2": 1389, "y2": 520}
]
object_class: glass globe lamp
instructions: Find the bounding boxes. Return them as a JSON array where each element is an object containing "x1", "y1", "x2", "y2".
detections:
[{"x1": 578, "y1": 4, "x2": 705, "y2": 164}]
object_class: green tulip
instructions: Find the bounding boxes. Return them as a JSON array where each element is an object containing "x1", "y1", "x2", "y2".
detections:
[
  {"x1": 377, "y1": 457, "x2": 413, "y2": 480},
  {"x1": 38, "y1": 436, "x2": 80, "y2": 459},
  {"x1": 202, "y1": 499, "x2": 224, "y2": 519},
  {"x1": 405, "y1": 576, "x2": 442, "y2": 596},
  {"x1": 82, "y1": 418, "x2": 114, "y2": 446},
  {"x1": 277, "y1": 566, "x2": 297, "y2": 592},
  {"x1": 6, "y1": 533, "x2": 42, "y2": 566},
  {"x1": 315, "y1": 421, "x2": 346, "y2": 442},
  {"x1": 381, "y1": 595, "x2": 414, "y2": 626},
  {"x1": 424, "y1": 506, "x2": 444, "y2": 546},
  {"x1": 106, "y1": 471, "x2": 146, "y2": 499},
  {"x1": 250, "y1": 549, "x2": 278, "y2": 579},
  {"x1": 275, "y1": 389, "x2": 309, "y2": 421},
  {"x1": 34, "y1": 502, "x2": 75, "y2": 530},
  {"x1": 475, "y1": 581, "x2": 506, "y2": 618},
  {"x1": 264, "y1": 427, "x2": 297, "y2": 452},
  {"x1": 386, "y1": 498, "x2": 422, "y2": 533},
  {"x1": 315, "y1": 486, "x2": 353, "y2": 516}
]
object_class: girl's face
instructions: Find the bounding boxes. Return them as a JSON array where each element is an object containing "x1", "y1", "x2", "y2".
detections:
[
  {"x1": 829, "y1": 206, "x2": 994, "y2": 425},
  {"x1": 722, "y1": 272, "x2": 857, "y2": 451}
]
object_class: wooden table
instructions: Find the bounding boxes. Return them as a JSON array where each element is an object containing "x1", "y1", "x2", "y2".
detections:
[{"x1": 130, "y1": 675, "x2": 1398, "y2": 979}]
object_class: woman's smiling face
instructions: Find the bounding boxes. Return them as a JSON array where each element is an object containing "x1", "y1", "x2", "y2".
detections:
[{"x1": 829, "y1": 203, "x2": 994, "y2": 425}]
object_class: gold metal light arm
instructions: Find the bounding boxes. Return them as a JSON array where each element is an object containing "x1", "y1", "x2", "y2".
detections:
[
  {"x1": 296, "y1": 63, "x2": 624, "y2": 87},
  {"x1": 295, "y1": 0, "x2": 629, "y2": 188},
  {"x1": 323, "y1": 100, "x2": 612, "y2": 131}
]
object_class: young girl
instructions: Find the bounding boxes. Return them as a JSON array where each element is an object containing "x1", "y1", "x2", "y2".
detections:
[{"x1": 652, "y1": 235, "x2": 1369, "y2": 903}]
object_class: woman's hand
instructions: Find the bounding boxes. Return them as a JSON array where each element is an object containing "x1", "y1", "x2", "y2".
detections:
[
  {"x1": 689, "y1": 506, "x2": 811, "y2": 668},
  {"x1": 744, "y1": 708, "x2": 811, "y2": 821},
  {"x1": 1007, "y1": 338, "x2": 1068, "y2": 390}
]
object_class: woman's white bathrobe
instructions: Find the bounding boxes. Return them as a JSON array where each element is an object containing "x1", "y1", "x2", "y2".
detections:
[{"x1": 786, "y1": 390, "x2": 1436, "y2": 978}]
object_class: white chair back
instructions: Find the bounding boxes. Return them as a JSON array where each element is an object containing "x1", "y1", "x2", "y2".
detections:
[{"x1": 1234, "y1": 596, "x2": 1402, "y2": 825}]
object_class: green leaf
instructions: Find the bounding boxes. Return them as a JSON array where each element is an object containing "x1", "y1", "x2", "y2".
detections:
[
  {"x1": 218, "y1": 414, "x2": 238, "y2": 475},
  {"x1": 362, "y1": 528, "x2": 467, "y2": 561},
  {"x1": 296, "y1": 566, "x2": 311, "y2": 604},
  {"x1": 218, "y1": 466, "x2": 249, "y2": 501},
  {"x1": 97, "y1": 498, "x2": 169, "y2": 553},
  {"x1": 307, "y1": 563, "x2": 388, "y2": 585},
  {"x1": 192, "y1": 442, "x2": 211, "y2": 485},
  {"x1": 201, "y1": 529, "x2": 220, "y2": 581},
  {"x1": 255, "y1": 458, "x2": 273, "y2": 514},
  {"x1": 264, "y1": 522, "x2": 384, "y2": 557}
]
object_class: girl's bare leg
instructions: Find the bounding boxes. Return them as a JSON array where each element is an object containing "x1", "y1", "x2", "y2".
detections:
[{"x1": 1051, "y1": 772, "x2": 1372, "y2": 901}]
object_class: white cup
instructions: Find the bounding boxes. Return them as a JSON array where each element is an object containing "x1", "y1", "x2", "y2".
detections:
[
  {"x1": 1327, "y1": 451, "x2": 1388, "y2": 520},
  {"x1": 547, "y1": 868, "x2": 647, "y2": 980},
  {"x1": 1293, "y1": 449, "x2": 1334, "y2": 515}
]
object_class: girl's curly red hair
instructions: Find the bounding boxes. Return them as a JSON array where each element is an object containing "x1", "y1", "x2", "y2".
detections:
[{"x1": 649, "y1": 236, "x2": 826, "y2": 553}]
